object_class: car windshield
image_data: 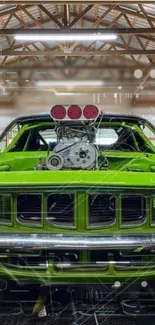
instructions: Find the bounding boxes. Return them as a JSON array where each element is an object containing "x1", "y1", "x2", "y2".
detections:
[{"x1": 0, "y1": 122, "x2": 153, "y2": 153}]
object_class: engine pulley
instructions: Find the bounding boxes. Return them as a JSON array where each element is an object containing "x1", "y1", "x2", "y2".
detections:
[
  {"x1": 46, "y1": 153, "x2": 63, "y2": 170},
  {"x1": 69, "y1": 142, "x2": 97, "y2": 169}
]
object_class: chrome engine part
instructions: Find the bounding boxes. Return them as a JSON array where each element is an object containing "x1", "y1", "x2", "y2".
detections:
[
  {"x1": 45, "y1": 123, "x2": 99, "y2": 170},
  {"x1": 46, "y1": 153, "x2": 64, "y2": 171},
  {"x1": 46, "y1": 140, "x2": 97, "y2": 170}
]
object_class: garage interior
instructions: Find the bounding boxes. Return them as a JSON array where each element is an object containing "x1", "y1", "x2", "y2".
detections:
[
  {"x1": 0, "y1": 0, "x2": 155, "y2": 132},
  {"x1": 1, "y1": 0, "x2": 155, "y2": 324}
]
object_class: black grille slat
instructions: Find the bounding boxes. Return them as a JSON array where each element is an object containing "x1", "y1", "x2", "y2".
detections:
[
  {"x1": 17, "y1": 194, "x2": 41, "y2": 224},
  {"x1": 152, "y1": 197, "x2": 155, "y2": 224},
  {"x1": 89, "y1": 194, "x2": 115, "y2": 225},
  {"x1": 121, "y1": 195, "x2": 146, "y2": 224},
  {"x1": 0, "y1": 194, "x2": 11, "y2": 223},
  {"x1": 47, "y1": 194, "x2": 74, "y2": 226}
]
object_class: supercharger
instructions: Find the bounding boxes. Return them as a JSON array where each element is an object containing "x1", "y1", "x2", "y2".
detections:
[
  {"x1": 46, "y1": 123, "x2": 98, "y2": 171},
  {"x1": 46, "y1": 139, "x2": 98, "y2": 170}
]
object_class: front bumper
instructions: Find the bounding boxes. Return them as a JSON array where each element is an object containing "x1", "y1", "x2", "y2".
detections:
[
  {"x1": 0, "y1": 234, "x2": 155, "y2": 284},
  {"x1": 0, "y1": 233, "x2": 155, "y2": 250}
]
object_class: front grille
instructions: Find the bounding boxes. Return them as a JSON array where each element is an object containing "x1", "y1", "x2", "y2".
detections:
[
  {"x1": 17, "y1": 194, "x2": 41, "y2": 224},
  {"x1": 0, "y1": 190, "x2": 150, "y2": 228},
  {"x1": 47, "y1": 194, "x2": 74, "y2": 226},
  {"x1": 121, "y1": 194, "x2": 146, "y2": 225},
  {"x1": 89, "y1": 194, "x2": 115, "y2": 225}
]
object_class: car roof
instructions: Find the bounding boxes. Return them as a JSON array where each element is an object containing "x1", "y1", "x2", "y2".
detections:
[{"x1": 9, "y1": 113, "x2": 149, "y2": 125}]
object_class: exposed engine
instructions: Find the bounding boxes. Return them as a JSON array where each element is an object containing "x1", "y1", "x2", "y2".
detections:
[
  {"x1": 36, "y1": 105, "x2": 108, "y2": 171},
  {"x1": 46, "y1": 124, "x2": 98, "y2": 170}
]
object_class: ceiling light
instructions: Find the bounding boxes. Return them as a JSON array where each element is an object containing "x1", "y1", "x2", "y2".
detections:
[
  {"x1": 14, "y1": 33, "x2": 117, "y2": 42},
  {"x1": 150, "y1": 69, "x2": 155, "y2": 79},
  {"x1": 134, "y1": 69, "x2": 143, "y2": 79},
  {"x1": 36, "y1": 80, "x2": 104, "y2": 87}
]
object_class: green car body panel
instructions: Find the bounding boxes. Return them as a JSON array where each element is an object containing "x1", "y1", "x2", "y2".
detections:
[{"x1": 0, "y1": 110, "x2": 155, "y2": 284}]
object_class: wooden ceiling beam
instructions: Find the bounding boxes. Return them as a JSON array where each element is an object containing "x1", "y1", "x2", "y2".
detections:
[
  {"x1": 1, "y1": 49, "x2": 155, "y2": 56},
  {"x1": 0, "y1": 63, "x2": 145, "y2": 71},
  {"x1": 63, "y1": 4, "x2": 68, "y2": 26},
  {"x1": 2, "y1": 28, "x2": 155, "y2": 35},
  {"x1": 0, "y1": 13, "x2": 64, "y2": 38},
  {"x1": 0, "y1": 4, "x2": 33, "y2": 18},
  {"x1": 93, "y1": 5, "x2": 117, "y2": 28},
  {"x1": 1, "y1": 40, "x2": 16, "y2": 66},
  {"x1": 138, "y1": 4, "x2": 154, "y2": 28},
  {"x1": 69, "y1": 4, "x2": 94, "y2": 27},
  {"x1": 123, "y1": 13, "x2": 152, "y2": 64},
  {"x1": 38, "y1": 5, "x2": 63, "y2": 28},
  {"x1": 94, "y1": 4, "x2": 99, "y2": 21},
  {"x1": 18, "y1": 5, "x2": 42, "y2": 27},
  {"x1": 14, "y1": 12, "x2": 25, "y2": 27},
  {"x1": 79, "y1": 39, "x2": 153, "y2": 55},
  {"x1": 104, "y1": 4, "x2": 155, "y2": 24},
  {"x1": 2, "y1": 12, "x2": 14, "y2": 28}
]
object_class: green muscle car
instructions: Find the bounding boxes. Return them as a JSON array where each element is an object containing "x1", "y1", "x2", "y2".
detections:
[{"x1": 0, "y1": 105, "x2": 155, "y2": 291}]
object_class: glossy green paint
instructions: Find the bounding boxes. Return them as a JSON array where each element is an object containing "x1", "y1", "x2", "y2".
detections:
[{"x1": 0, "y1": 169, "x2": 155, "y2": 187}]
